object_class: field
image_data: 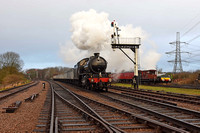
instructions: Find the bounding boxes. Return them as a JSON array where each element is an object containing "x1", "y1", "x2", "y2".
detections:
[{"x1": 112, "y1": 83, "x2": 200, "y2": 96}]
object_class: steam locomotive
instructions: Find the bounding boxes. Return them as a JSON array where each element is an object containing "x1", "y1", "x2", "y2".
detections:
[{"x1": 53, "y1": 53, "x2": 111, "y2": 91}]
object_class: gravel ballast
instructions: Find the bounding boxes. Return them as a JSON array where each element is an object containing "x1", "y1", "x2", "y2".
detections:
[{"x1": 0, "y1": 81, "x2": 49, "y2": 132}]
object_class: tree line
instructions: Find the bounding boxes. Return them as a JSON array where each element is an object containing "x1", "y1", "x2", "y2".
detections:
[
  {"x1": 26, "y1": 67, "x2": 71, "y2": 80},
  {"x1": 0, "y1": 51, "x2": 25, "y2": 85},
  {"x1": 0, "y1": 51, "x2": 71, "y2": 86}
]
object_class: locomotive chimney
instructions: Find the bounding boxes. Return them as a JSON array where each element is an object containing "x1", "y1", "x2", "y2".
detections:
[{"x1": 94, "y1": 53, "x2": 100, "y2": 57}]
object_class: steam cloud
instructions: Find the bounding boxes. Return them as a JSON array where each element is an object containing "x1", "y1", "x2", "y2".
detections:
[{"x1": 60, "y1": 9, "x2": 161, "y2": 72}]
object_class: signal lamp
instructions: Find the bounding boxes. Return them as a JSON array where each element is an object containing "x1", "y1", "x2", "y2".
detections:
[{"x1": 111, "y1": 22, "x2": 114, "y2": 27}]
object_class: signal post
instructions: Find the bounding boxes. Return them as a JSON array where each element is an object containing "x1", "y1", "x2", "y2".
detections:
[{"x1": 111, "y1": 21, "x2": 141, "y2": 89}]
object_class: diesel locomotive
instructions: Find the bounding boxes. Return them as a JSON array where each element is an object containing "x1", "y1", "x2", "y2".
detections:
[{"x1": 53, "y1": 53, "x2": 111, "y2": 91}]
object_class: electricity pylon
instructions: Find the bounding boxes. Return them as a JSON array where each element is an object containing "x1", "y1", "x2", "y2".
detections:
[{"x1": 166, "y1": 32, "x2": 188, "y2": 73}]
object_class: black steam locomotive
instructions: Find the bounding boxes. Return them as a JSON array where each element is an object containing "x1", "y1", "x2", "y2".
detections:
[{"x1": 53, "y1": 53, "x2": 111, "y2": 91}]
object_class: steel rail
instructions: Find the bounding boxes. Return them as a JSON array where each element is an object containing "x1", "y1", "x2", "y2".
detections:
[
  {"x1": 151, "y1": 83, "x2": 200, "y2": 90},
  {"x1": 49, "y1": 82, "x2": 55, "y2": 133},
  {"x1": 0, "y1": 81, "x2": 34, "y2": 93},
  {"x1": 101, "y1": 91, "x2": 200, "y2": 132},
  {"x1": 111, "y1": 85, "x2": 200, "y2": 99},
  {"x1": 54, "y1": 81, "x2": 123, "y2": 133},
  {"x1": 53, "y1": 84, "x2": 113, "y2": 133},
  {"x1": 75, "y1": 93, "x2": 189, "y2": 133},
  {"x1": 55, "y1": 82, "x2": 189, "y2": 132},
  {"x1": 108, "y1": 91, "x2": 200, "y2": 118},
  {"x1": 0, "y1": 81, "x2": 39, "y2": 101},
  {"x1": 54, "y1": 81, "x2": 199, "y2": 132},
  {"x1": 110, "y1": 86, "x2": 200, "y2": 104},
  {"x1": 54, "y1": 117, "x2": 58, "y2": 133},
  {"x1": 33, "y1": 82, "x2": 52, "y2": 132},
  {"x1": 122, "y1": 91, "x2": 200, "y2": 105}
]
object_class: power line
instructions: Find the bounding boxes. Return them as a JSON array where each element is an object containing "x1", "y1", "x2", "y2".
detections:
[
  {"x1": 188, "y1": 49, "x2": 200, "y2": 53},
  {"x1": 181, "y1": 43, "x2": 199, "y2": 51},
  {"x1": 187, "y1": 34, "x2": 200, "y2": 43},
  {"x1": 186, "y1": 44, "x2": 199, "y2": 48},
  {"x1": 185, "y1": 63, "x2": 200, "y2": 68},
  {"x1": 180, "y1": 12, "x2": 200, "y2": 34},
  {"x1": 192, "y1": 59, "x2": 200, "y2": 62},
  {"x1": 181, "y1": 21, "x2": 200, "y2": 37},
  {"x1": 182, "y1": 53, "x2": 200, "y2": 61},
  {"x1": 191, "y1": 60, "x2": 200, "y2": 62},
  {"x1": 181, "y1": 53, "x2": 200, "y2": 65}
]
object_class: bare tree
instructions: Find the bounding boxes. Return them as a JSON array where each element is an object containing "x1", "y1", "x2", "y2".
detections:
[{"x1": 0, "y1": 52, "x2": 24, "y2": 71}]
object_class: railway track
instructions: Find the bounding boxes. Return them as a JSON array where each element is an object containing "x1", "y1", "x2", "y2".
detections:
[
  {"x1": 34, "y1": 85, "x2": 52, "y2": 132},
  {"x1": 0, "y1": 81, "x2": 38, "y2": 103},
  {"x1": 110, "y1": 86, "x2": 200, "y2": 105},
  {"x1": 53, "y1": 82, "x2": 113, "y2": 132},
  {"x1": 34, "y1": 81, "x2": 200, "y2": 132},
  {"x1": 34, "y1": 81, "x2": 112, "y2": 132},
  {"x1": 98, "y1": 90, "x2": 200, "y2": 132},
  {"x1": 56, "y1": 82, "x2": 191, "y2": 133},
  {"x1": 154, "y1": 83, "x2": 200, "y2": 90},
  {"x1": 75, "y1": 94, "x2": 183, "y2": 133},
  {"x1": 35, "y1": 81, "x2": 189, "y2": 133},
  {"x1": 60, "y1": 82, "x2": 200, "y2": 132},
  {"x1": 0, "y1": 82, "x2": 33, "y2": 93}
]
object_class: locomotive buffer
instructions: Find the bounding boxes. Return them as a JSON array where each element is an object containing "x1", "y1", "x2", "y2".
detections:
[{"x1": 111, "y1": 20, "x2": 141, "y2": 89}]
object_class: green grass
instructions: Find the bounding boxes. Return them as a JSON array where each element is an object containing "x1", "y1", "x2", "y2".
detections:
[{"x1": 112, "y1": 83, "x2": 200, "y2": 96}]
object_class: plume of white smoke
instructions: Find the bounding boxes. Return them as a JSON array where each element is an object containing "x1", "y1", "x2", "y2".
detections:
[
  {"x1": 70, "y1": 9, "x2": 111, "y2": 52},
  {"x1": 60, "y1": 9, "x2": 161, "y2": 72},
  {"x1": 59, "y1": 41, "x2": 87, "y2": 66}
]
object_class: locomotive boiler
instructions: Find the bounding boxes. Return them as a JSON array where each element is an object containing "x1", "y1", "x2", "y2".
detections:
[{"x1": 53, "y1": 53, "x2": 111, "y2": 91}]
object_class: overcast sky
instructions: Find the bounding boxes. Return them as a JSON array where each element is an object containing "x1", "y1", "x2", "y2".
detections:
[{"x1": 1, "y1": 0, "x2": 200, "y2": 72}]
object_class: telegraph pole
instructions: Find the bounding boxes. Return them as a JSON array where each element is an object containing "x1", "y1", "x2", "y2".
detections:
[{"x1": 166, "y1": 32, "x2": 188, "y2": 73}]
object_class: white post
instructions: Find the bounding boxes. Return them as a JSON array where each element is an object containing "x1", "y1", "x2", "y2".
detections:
[
  {"x1": 134, "y1": 47, "x2": 139, "y2": 89},
  {"x1": 134, "y1": 48, "x2": 138, "y2": 76}
]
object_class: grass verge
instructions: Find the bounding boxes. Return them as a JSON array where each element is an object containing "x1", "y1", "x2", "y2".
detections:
[
  {"x1": 0, "y1": 80, "x2": 31, "y2": 92},
  {"x1": 112, "y1": 83, "x2": 200, "y2": 96}
]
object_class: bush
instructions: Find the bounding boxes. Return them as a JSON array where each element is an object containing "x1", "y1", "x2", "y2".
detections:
[
  {"x1": 172, "y1": 71, "x2": 200, "y2": 84},
  {"x1": 0, "y1": 66, "x2": 19, "y2": 84},
  {"x1": 2, "y1": 74, "x2": 26, "y2": 85}
]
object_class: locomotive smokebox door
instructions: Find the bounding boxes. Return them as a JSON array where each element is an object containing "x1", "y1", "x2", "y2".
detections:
[{"x1": 42, "y1": 83, "x2": 45, "y2": 89}]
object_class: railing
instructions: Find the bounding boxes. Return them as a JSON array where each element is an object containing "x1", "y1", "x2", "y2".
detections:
[{"x1": 111, "y1": 37, "x2": 141, "y2": 45}]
